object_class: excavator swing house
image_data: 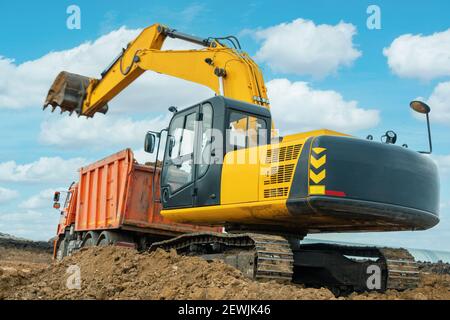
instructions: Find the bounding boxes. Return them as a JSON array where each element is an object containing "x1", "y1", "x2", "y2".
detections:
[{"x1": 44, "y1": 23, "x2": 440, "y2": 293}]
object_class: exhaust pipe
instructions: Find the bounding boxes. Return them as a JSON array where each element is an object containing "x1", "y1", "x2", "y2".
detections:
[{"x1": 43, "y1": 71, "x2": 108, "y2": 116}]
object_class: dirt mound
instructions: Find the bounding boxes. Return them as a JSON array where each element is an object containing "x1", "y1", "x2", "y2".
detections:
[
  {"x1": 349, "y1": 273, "x2": 450, "y2": 300},
  {"x1": 5, "y1": 247, "x2": 335, "y2": 300},
  {"x1": 1, "y1": 246, "x2": 449, "y2": 300},
  {"x1": 0, "y1": 246, "x2": 52, "y2": 300},
  {"x1": 418, "y1": 261, "x2": 450, "y2": 275}
]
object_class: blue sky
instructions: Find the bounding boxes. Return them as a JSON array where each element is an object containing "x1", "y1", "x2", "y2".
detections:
[{"x1": 0, "y1": 0, "x2": 449, "y2": 250}]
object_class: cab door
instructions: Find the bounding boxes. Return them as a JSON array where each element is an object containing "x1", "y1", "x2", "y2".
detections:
[
  {"x1": 192, "y1": 102, "x2": 221, "y2": 207},
  {"x1": 161, "y1": 106, "x2": 200, "y2": 209}
]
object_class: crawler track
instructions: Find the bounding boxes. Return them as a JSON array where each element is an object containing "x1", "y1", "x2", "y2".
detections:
[
  {"x1": 150, "y1": 233, "x2": 420, "y2": 292},
  {"x1": 150, "y1": 232, "x2": 294, "y2": 282},
  {"x1": 380, "y1": 248, "x2": 420, "y2": 290}
]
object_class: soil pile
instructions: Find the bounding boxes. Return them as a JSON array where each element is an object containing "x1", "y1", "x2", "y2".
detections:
[
  {"x1": 6, "y1": 247, "x2": 335, "y2": 300},
  {"x1": 1, "y1": 246, "x2": 449, "y2": 300},
  {"x1": 418, "y1": 261, "x2": 450, "y2": 275},
  {"x1": 348, "y1": 273, "x2": 450, "y2": 300},
  {"x1": 0, "y1": 245, "x2": 52, "y2": 299}
]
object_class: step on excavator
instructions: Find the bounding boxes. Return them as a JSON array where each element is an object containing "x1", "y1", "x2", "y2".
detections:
[{"x1": 44, "y1": 23, "x2": 440, "y2": 294}]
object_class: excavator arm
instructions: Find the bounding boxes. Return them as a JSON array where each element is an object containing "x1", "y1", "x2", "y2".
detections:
[{"x1": 44, "y1": 24, "x2": 270, "y2": 118}]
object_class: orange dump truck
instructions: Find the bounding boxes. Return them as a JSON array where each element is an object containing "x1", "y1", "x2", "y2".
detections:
[{"x1": 53, "y1": 149, "x2": 221, "y2": 259}]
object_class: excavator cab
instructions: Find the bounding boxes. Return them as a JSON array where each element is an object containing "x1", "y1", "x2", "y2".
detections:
[{"x1": 146, "y1": 96, "x2": 272, "y2": 210}]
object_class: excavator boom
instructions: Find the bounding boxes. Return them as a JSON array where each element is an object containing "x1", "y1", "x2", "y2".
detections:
[{"x1": 44, "y1": 24, "x2": 269, "y2": 118}]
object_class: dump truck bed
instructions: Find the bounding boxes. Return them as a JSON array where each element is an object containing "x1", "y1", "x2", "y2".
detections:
[{"x1": 75, "y1": 149, "x2": 220, "y2": 237}]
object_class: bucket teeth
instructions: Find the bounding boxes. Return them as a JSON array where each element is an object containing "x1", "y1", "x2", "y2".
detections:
[{"x1": 43, "y1": 71, "x2": 92, "y2": 116}]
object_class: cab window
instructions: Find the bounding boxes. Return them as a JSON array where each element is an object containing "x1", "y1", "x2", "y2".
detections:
[
  {"x1": 63, "y1": 192, "x2": 72, "y2": 209},
  {"x1": 228, "y1": 111, "x2": 267, "y2": 150},
  {"x1": 162, "y1": 112, "x2": 196, "y2": 193},
  {"x1": 198, "y1": 103, "x2": 213, "y2": 177}
]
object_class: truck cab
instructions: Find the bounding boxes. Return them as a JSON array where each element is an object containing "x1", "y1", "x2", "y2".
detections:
[{"x1": 53, "y1": 184, "x2": 78, "y2": 237}]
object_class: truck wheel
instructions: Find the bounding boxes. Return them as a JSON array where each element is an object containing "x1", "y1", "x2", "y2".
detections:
[
  {"x1": 97, "y1": 231, "x2": 133, "y2": 247},
  {"x1": 56, "y1": 239, "x2": 67, "y2": 261},
  {"x1": 82, "y1": 231, "x2": 99, "y2": 248},
  {"x1": 97, "y1": 231, "x2": 113, "y2": 247},
  {"x1": 98, "y1": 237, "x2": 109, "y2": 247}
]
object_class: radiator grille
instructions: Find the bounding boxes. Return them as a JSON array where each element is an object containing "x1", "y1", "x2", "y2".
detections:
[
  {"x1": 262, "y1": 144, "x2": 302, "y2": 199},
  {"x1": 266, "y1": 144, "x2": 302, "y2": 163},
  {"x1": 264, "y1": 164, "x2": 295, "y2": 185},
  {"x1": 263, "y1": 187, "x2": 289, "y2": 199}
]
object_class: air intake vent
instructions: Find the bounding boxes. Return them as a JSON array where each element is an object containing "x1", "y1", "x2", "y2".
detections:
[
  {"x1": 264, "y1": 164, "x2": 295, "y2": 185},
  {"x1": 262, "y1": 144, "x2": 302, "y2": 200},
  {"x1": 266, "y1": 144, "x2": 302, "y2": 163},
  {"x1": 264, "y1": 187, "x2": 289, "y2": 198}
]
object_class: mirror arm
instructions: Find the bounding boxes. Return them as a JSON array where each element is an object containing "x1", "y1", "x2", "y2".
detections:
[
  {"x1": 426, "y1": 113, "x2": 433, "y2": 154},
  {"x1": 152, "y1": 129, "x2": 167, "y2": 204},
  {"x1": 419, "y1": 113, "x2": 433, "y2": 154},
  {"x1": 410, "y1": 101, "x2": 433, "y2": 155}
]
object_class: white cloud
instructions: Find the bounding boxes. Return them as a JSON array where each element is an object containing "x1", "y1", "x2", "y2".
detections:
[
  {"x1": 432, "y1": 154, "x2": 450, "y2": 175},
  {"x1": 19, "y1": 188, "x2": 59, "y2": 210},
  {"x1": 23, "y1": 26, "x2": 213, "y2": 150},
  {"x1": 267, "y1": 78, "x2": 380, "y2": 134},
  {"x1": 0, "y1": 27, "x2": 212, "y2": 110},
  {"x1": 39, "y1": 113, "x2": 170, "y2": 149},
  {"x1": 0, "y1": 157, "x2": 87, "y2": 183},
  {"x1": 420, "y1": 81, "x2": 450, "y2": 125},
  {"x1": 383, "y1": 29, "x2": 450, "y2": 81},
  {"x1": 253, "y1": 19, "x2": 362, "y2": 78},
  {"x1": 0, "y1": 187, "x2": 18, "y2": 204},
  {"x1": 134, "y1": 148, "x2": 156, "y2": 165},
  {"x1": 0, "y1": 210, "x2": 60, "y2": 241},
  {"x1": 0, "y1": 28, "x2": 138, "y2": 109}
]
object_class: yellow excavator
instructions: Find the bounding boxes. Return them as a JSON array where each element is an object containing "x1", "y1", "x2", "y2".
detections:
[{"x1": 44, "y1": 23, "x2": 440, "y2": 294}]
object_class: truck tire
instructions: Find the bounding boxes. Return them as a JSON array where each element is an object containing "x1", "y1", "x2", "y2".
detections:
[
  {"x1": 97, "y1": 231, "x2": 133, "y2": 247},
  {"x1": 98, "y1": 237, "x2": 109, "y2": 247},
  {"x1": 97, "y1": 231, "x2": 114, "y2": 247},
  {"x1": 82, "y1": 231, "x2": 99, "y2": 248},
  {"x1": 56, "y1": 239, "x2": 67, "y2": 261}
]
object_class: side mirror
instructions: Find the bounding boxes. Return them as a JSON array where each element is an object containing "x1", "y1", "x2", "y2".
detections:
[
  {"x1": 144, "y1": 132, "x2": 158, "y2": 154},
  {"x1": 53, "y1": 202, "x2": 61, "y2": 210},
  {"x1": 53, "y1": 192, "x2": 60, "y2": 202},
  {"x1": 410, "y1": 101, "x2": 433, "y2": 154}
]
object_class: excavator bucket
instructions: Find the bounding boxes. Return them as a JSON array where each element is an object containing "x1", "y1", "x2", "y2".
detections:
[{"x1": 43, "y1": 71, "x2": 108, "y2": 116}]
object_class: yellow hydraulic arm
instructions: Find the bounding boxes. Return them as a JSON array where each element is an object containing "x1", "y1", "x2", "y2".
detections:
[{"x1": 44, "y1": 23, "x2": 270, "y2": 118}]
